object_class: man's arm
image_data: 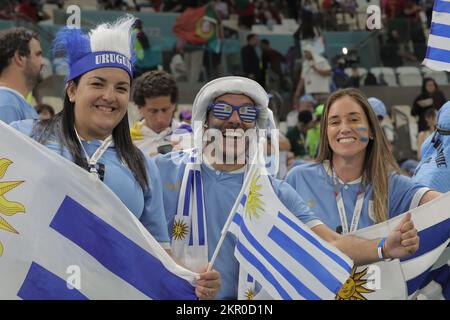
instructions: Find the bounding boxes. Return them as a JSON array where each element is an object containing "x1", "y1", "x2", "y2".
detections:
[{"x1": 311, "y1": 213, "x2": 419, "y2": 266}]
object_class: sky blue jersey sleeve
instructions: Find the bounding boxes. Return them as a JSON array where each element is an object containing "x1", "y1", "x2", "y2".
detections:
[
  {"x1": 0, "y1": 105, "x2": 23, "y2": 124},
  {"x1": 140, "y1": 155, "x2": 170, "y2": 246},
  {"x1": 388, "y1": 173, "x2": 430, "y2": 217},
  {"x1": 272, "y1": 178, "x2": 322, "y2": 228},
  {"x1": 9, "y1": 119, "x2": 35, "y2": 135}
]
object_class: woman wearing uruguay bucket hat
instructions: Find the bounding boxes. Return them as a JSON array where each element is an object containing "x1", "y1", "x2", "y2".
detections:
[{"x1": 10, "y1": 15, "x2": 219, "y2": 299}]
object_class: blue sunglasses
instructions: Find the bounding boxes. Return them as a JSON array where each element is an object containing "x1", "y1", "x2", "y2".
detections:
[{"x1": 207, "y1": 102, "x2": 259, "y2": 123}]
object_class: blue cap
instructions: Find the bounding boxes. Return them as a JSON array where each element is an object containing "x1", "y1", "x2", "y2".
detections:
[
  {"x1": 368, "y1": 97, "x2": 387, "y2": 119},
  {"x1": 299, "y1": 94, "x2": 316, "y2": 104}
]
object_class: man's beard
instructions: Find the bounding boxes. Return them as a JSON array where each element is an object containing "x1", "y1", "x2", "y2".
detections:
[{"x1": 24, "y1": 62, "x2": 42, "y2": 90}]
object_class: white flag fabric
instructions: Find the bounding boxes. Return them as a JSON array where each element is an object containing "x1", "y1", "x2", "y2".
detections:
[
  {"x1": 423, "y1": 0, "x2": 450, "y2": 71},
  {"x1": 228, "y1": 168, "x2": 353, "y2": 300},
  {"x1": 0, "y1": 121, "x2": 197, "y2": 300},
  {"x1": 343, "y1": 193, "x2": 450, "y2": 300}
]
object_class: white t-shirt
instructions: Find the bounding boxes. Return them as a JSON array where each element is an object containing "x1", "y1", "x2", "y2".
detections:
[{"x1": 301, "y1": 59, "x2": 331, "y2": 94}]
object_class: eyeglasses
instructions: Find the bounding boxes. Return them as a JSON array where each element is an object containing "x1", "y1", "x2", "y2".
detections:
[{"x1": 207, "y1": 102, "x2": 259, "y2": 123}]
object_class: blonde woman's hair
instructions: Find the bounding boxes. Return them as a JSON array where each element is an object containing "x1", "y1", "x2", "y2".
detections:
[{"x1": 316, "y1": 88, "x2": 400, "y2": 223}]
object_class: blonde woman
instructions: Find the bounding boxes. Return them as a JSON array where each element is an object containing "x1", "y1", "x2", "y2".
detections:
[{"x1": 286, "y1": 88, "x2": 440, "y2": 233}]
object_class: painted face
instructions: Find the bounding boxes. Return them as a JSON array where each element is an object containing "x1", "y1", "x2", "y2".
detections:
[
  {"x1": 139, "y1": 96, "x2": 176, "y2": 134},
  {"x1": 68, "y1": 67, "x2": 131, "y2": 140},
  {"x1": 327, "y1": 96, "x2": 372, "y2": 161},
  {"x1": 24, "y1": 38, "x2": 44, "y2": 88},
  {"x1": 205, "y1": 93, "x2": 257, "y2": 164}
]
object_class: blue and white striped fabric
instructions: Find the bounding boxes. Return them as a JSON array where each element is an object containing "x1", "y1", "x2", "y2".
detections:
[
  {"x1": 351, "y1": 192, "x2": 450, "y2": 300},
  {"x1": 171, "y1": 152, "x2": 209, "y2": 272},
  {"x1": 228, "y1": 169, "x2": 353, "y2": 300},
  {"x1": 423, "y1": 0, "x2": 450, "y2": 71},
  {"x1": 0, "y1": 121, "x2": 197, "y2": 300}
]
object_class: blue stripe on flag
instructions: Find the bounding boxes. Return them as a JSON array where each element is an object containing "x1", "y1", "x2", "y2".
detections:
[
  {"x1": 195, "y1": 170, "x2": 205, "y2": 246},
  {"x1": 234, "y1": 213, "x2": 321, "y2": 299},
  {"x1": 269, "y1": 226, "x2": 343, "y2": 294},
  {"x1": 236, "y1": 241, "x2": 292, "y2": 299},
  {"x1": 434, "y1": 0, "x2": 450, "y2": 13},
  {"x1": 406, "y1": 264, "x2": 450, "y2": 297},
  {"x1": 278, "y1": 212, "x2": 352, "y2": 272},
  {"x1": 426, "y1": 46, "x2": 450, "y2": 64},
  {"x1": 183, "y1": 170, "x2": 194, "y2": 216},
  {"x1": 50, "y1": 196, "x2": 197, "y2": 300},
  {"x1": 247, "y1": 274, "x2": 254, "y2": 283},
  {"x1": 241, "y1": 194, "x2": 247, "y2": 206},
  {"x1": 18, "y1": 262, "x2": 88, "y2": 300},
  {"x1": 401, "y1": 218, "x2": 450, "y2": 262},
  {"x1": 431, "y1": 22, "x2": 450, "y2": 39}
]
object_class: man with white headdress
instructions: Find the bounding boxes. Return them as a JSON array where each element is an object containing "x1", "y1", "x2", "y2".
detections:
[
  {"x1": 293, "y1": 44, "x2": 332, "y2": 104},
  {"x1": 155, "y1": 76, "x2": 420, "y2": 299}
]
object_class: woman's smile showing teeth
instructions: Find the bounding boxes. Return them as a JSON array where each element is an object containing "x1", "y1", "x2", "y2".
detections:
[
  {"x1": 338, "y1": 137, "x2": 356, "y2": 144},
  {"x1": 95, "y1": 105, "x2": 115, "y2": 113}
]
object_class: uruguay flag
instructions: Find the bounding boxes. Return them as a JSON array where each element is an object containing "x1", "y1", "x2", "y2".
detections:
[
  {"x1": 423, "y1": 0, "x2": 450, "y2": 71},
  {"x1": 228, "y1": 168, "x2": 353, "y2": 300},
  {"x1": 350, "y1": 193, "x2": 450, "y2": 300},
  {"x1": 0, "y1": 121, "x2": 197, "y2": 300}
]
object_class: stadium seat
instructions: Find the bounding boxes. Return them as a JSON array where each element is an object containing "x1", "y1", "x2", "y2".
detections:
[
  {"x1": 396, "y1": 67, "x2": 423, "y2": 86},
  {"x1": 422, "y1": 67, "x2": 449, "y2": 86},
  {"x1": 344, "y1": 67, "x2": 367, "y2": 79},
  {"x1": 370, "y1": 67, "x2": 398, "y2": 86}
]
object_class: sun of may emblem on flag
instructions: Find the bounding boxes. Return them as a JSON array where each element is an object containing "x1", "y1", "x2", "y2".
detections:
[
  {"x1": 172, "y1": 219, "x2": 189, "y2": 241},
  {"x1": 244, "y1": 172, "x2": 265, "y2": 220},
  {"x1": 335, "y1": 266, "x2": 375, "y2": 300},
  {"x1": 244, "y1": 288, "x2": 254, "y2": 300},
  {"x1": 0, "y1": 158, "x2": 25, "y2": 257}
]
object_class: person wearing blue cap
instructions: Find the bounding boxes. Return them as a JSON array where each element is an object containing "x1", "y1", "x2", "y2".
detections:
[
  {"x1": 286, "y1": 88, "x2": 440, "y2": 236},
  {"x1": 9, "y1": 15, "x2": 220, "y2": 299},
  {"x1": 368, "y1": 97, "x2": 395, "y2": 150},
  {"x1": 413, "y1": 101, "x2": 450, "y2": 192},
  {"x1": 156, "y1": 79, "x2": 421, "y2": 300}
]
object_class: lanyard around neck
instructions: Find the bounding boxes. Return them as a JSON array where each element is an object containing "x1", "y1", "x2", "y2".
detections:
[
  {"x1": 333, "y1": 169, "x2": 365, "y2": 235},
  {"x1": 75, "y1": 128, "x2": 113, "y2": 178}
]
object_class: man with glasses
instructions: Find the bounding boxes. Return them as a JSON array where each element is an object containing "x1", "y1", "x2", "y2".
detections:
[
  {"x1": 130, "y1": 70, "x2": 192, "y2": 156},
  {"x1": 155, "y1": 76, "x2": 420, "y2": 300}
]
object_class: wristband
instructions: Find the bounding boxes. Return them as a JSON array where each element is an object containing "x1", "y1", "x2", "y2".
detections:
[{"x1": 377, "y1": 237, "x2": 387, "y2": 260}]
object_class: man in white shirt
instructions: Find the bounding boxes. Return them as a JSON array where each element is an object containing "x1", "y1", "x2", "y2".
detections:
[
  {"x1": 130, "y1": 70, "x2": 192, "y2": 156},
  {"x1": 293, "y1": 44, "x2": 332, "y2": 104}
]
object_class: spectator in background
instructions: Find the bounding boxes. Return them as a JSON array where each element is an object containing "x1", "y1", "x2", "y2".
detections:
[
  {"x1": 306, "y1": 103, "x2": 324, "y2": 159},
  {"x1": 214, "y1": 0, "x2": 229, "y2": 19},
  {"x1": 236, "y1": 0, "x2": 255, "y2": 30},
  {"x1": 260, "y1": 38, "x2": 285, "y2": 88},
  {"x1": 286, "y1": 109, "x2": 314, "y2": 158},
  {"x1": 286, "y1": 93, "x2": 316, "y2": 128},
  {"x1": 36, "y1": 103, "x2": 55, "y2": 120},
  {"x1": 15, "y1": 0, "x2": 38, "y2": 22},
  {"x1": 411, "y1": 77, "x2": 447, "y2": 133},
  {"x1": 0, "y1": 1, "x2": 15, "y2": 20},
  {"x1": 170, "y1": 45, "x2": 187, "y2": 81},
  {"x1": 368, "y1": 97, "x2": 395, "y2": 151},
  {"x1": 417, "y1": 108, "x2": 436, "y2": 160},
  {"x1": 132, "y1": 19, "x2": 154, "y2": 78},
  {"x1": 130, "y1": 70, "x2": 191, "y2": 156},
  {"x1": 293, "y1": 44, "x2": 332, "y2": 105},
  {"x1": 241, "y1": 33, "x2": 264, "y2": 87},
  {"x1": 0, "y1": 27, "x2": 44, "y2": 124}
]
